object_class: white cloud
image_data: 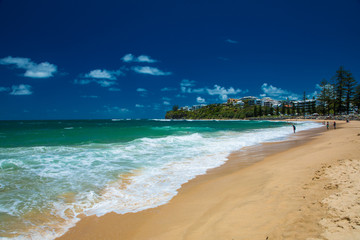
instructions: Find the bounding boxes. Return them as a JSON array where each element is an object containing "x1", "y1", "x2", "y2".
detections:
[
  {"x1": 75, "y1": 69, "x2": 122, "y2": 88},
  {"x1": 196, "y1": 96, "x2": 206, "y2": 103},
  {"x1": 132, "y1": 66, "x2": 171, "y2": 76},
  {"x1": 180, "y1": 79, "x2": 206, "y2": 94},
  {"x1": 122, "y1": 53, "x2": 157, "y2": 63},
  {"x1": 179, "y1": 80, "x2": 242, "y2": 101},
  {"x1": 180, "y1": 79, "x2": 196, "y2": 87},
  {"x1": 84, "y1": 69, "x2": 122, "y2": 80},
  {"x1": 137, "y1": 55, "x2": 157, "y2": 63},
  {"x1": 162, "y1": 97, "x2": 171, "y2": 101},
  {"x1": 206, "y1": 85, "x2": 242, "y2": 100},
  {"x1": 24, "y1": 62, "x2": 57, "y2": 78},
  {"x1": 109, "y1": 87, "x2": 121, "y2": 92},
  {"x1": 161, "y1": 87, "x2": 177, "y2": 91},
  {"x1": 136, "y1": 88, "x2": 148, "y2": 97},
  {"x1": 135, "y1": 104, "x2": 144, "y2": 108},
  {"x1": 0, "y1": 56, "x2": 31, "y2": 68},
  {"x1": 73, "y1": 78, "x2": 117, "y2": 87},
  {"x1": 226, "y1": 39, "x2": 238, "y2": 44},
  {"x1": 0, "y1": 56, "x2": 57, "y2": 78},
  {"x1": 261, "y1": 83, "x2": 301, "y2": 100},
  {"x1": 308, "y1": 91, "x2": 318, "y2": 99},
  {"x1": 74, "y1": 79, "x2": 92, "y2": 85},
  {"x1": 122, "y1": 54, "x2": 134, "y2": 62},
  {"x1": 193, "y1": 88, "x2": 206, "y2": 93},
  {"x1": 163, "y1": 101, "x2": 171, "y2": 106},
  {"x1": 136, "y1": 88, "x2": 147, "y2": 92},
  {"x1": 0, "y1": 87, "x2": 10, "y2": 92},
  {"x1": 97, "y1": 80, "x2": 117, "y2": 87},
  {"x1": 10, "y1": 84, "x2": 32, "y2": 95}
]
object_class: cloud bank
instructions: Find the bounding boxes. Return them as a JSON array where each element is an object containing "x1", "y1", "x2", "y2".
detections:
[
  {"x1": 132, "y1": 66, "x2": 172, "y2": 76},
  {"x1": 75, "y1": 68, "x2": 123, "y2": 88},
  {"x1": 261, "y1": 83, "x2": 301, "y2": 100},
  {"x1": 84, "y1": 69, "x2": 122, "y2": 80},
  {"x1": 122, "y1": 54, "x2": 157, "y2": 63},
  {"x1": 179, "y1": 79, "x2": 243, "y2": 100},
  {"x1": 10, "y1": 84, "x2": 32, "y2": 95},
  {"x1": 0, "y1": 56, "x2": 57, "y2": 78}
]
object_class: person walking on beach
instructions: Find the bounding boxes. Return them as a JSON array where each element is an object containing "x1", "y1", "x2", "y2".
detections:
[
  {"x1": 292, "y1": 124, "x2": 296, "y2": 133},
  {"x1": 326, "y1": 121, "x2": 329, "y2": 130},
  {"x1": 333, "y1": 121, "x2": 336, "y2": 129}
]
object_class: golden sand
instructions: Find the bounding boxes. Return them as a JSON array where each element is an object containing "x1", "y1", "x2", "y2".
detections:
[{"x1": 58, "y1": 121, "x2": 360, "y2": 240}]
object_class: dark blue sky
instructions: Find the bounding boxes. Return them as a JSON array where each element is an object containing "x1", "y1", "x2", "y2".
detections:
[{"x1": 1, "y1": 0, "x2": 359, "y2": 120}]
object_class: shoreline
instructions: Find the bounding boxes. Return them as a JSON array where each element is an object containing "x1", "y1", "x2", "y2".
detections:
[{"x1": 56, "y1": 121, "x2": 357, "y2": 240}]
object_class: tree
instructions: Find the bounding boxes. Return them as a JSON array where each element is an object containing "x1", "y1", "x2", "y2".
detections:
[
  {"x1": 265, "y1": 106, "x2": 269, "y2": 116},
  {"x1": 281, "y1": 102, "x2": 285, "y2": 115},
  {"x1": 172, "y1": 105, "x2": 179, "y2": 111},
  {"x1": 353, "y1": 84, "x2": 360, "y2": 112},
  {"x1": 270, "y1": 106, "x2": 274, "y2": 115},
  {"x1": 317, "y1": 79, "x2": 333, "y2": 115},
  {"x1": 253, "y1": 105, "x2": 258, "y2": 117},
  {"x1": 343, "y1": 71, "x2": 357, "y2": 114},
  {"x1": 303, "y1": 91, "x2": 306, "y2": 116},
  {"x1": 333, "y1": 66, "x2": 347, "y2": 114},
  {"x1": 259, "y1": 105, "x2": 263, "y2": 116},
  {"x1": 311, "y1": 96, "x2": 316, "y2": 114},
  {"x1": 292, "y1": 103, "x2": 296, "y2": 115}
]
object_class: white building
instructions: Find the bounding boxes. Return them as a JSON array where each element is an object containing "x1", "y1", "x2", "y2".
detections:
[
  {"x1": 180, "y1": 106, "x2": 190, "y2": 111},
  {"x1": 240, "y1": 96, "x2": 262, "y2": 106},
  {"x1": 191, "y1": 104, "x2": 206, "y2": 110},
  {"x1": 227, "y1": 98, "x2": 244, "y2": 106},
  {"x1": 292, "y1": 99, "x2": 319, "y2": 112},
  {"x1": 261, "y1": 97, "x2": 279, "y2": 107}
]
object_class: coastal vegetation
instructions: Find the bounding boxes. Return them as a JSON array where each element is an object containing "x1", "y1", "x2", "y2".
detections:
[
  {"x1": 166, "y1": 66, "x2": 360, "y2": 119},
  {"x1": 165, "y1": 103, "x2": 309, "y2": 119}
]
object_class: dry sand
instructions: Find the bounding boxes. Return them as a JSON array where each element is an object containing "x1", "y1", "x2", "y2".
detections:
[{"x1": 58, "y1": 120, "x2": 360, "y2": 240}]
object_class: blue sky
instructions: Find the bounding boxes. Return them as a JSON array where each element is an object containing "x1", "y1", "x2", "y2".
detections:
[{"x1": 1, "y1": 0, "x2": 360, "y2": 120}]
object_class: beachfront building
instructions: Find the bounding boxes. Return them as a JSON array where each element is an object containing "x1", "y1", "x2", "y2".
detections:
[
  {"x1": 227, "y1": 98, "x2": 245, "y2": 106},
  {"x1": 292, "y1": 99, "x2": 319, "y2": 112},
  {"x1": 261, "y1": 97, "x2": 279, "y2": 107},
  {"x1": 235, "y1": 100, "x2": 244, "y2": 107},
  {"x1": 191, "y1": 104, "x2": 207, "y2": 110},
  {"x1": 227, "y1": 98, "x2": 240, "y2": 104},
  {"x1": 240, "y1": 96, "x2": 262, "y2": 106},
  {"x1": 180, "y1": 106, "x2": 190, "y2": 111}
]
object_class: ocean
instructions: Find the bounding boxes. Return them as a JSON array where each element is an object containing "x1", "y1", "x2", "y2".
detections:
[{"x1": 0, "y1": 119, "x2": 321, "y2": 239}]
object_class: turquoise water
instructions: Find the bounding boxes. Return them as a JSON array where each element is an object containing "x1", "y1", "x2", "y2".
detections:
[{"x1": 0, "y1": 119, "x2": 320, "y2": 239}]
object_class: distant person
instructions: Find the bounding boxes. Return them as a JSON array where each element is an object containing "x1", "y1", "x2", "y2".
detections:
[
  {"x1": 333, "y1": 121, "x2": 336, "y2": 129},
  {"x1": 346, "y1": 118, "x2": 349, "y2": 123},
  {"x1": 326, "y1": 121, "x2": 329, "y2": 130},
  {"x1": 292, "y1": 124, "x2": 296, "y2": 133}
]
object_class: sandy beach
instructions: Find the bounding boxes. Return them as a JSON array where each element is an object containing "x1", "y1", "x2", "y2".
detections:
[{"x1": 58, "y1": 120, "x2": 360, "y2": 240}]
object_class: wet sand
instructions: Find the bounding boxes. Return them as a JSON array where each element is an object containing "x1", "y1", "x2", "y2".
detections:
[{"x1": 58, "y1": 120, "x2": 360, "y2": 240}]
